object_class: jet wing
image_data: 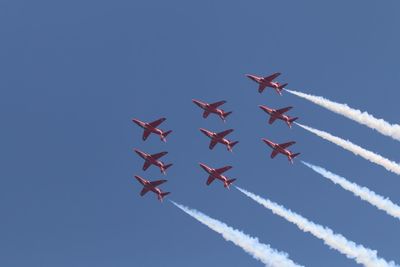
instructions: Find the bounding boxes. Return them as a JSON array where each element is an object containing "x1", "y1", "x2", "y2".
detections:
[
  {"x1": 142, "y1": 130, "x2": 151, "y2": 141},
  {"x1": 268, "y1": 117, "x2": 277, "y2": 125},
  {"x1": 140, "y1": 187, "x2": 150, "y2": 196},
  {"x1": 215, "y1": 166, "x2": 232, "y2": 174},
  {"x1": 210, "y1": 100, "x2": 226, "y2": 108},
  {"x1": 276, "y1": 106, "x2": 292, "y2": 114},
  {"x1": 217, "y1": 129, "x2": 234, "y2": 138},
  {"x1": 270, "y1": 150, "x2": 279, "y2": 159},
  {"x1": 258, "y1": 84, "x2": 267, "y2": 93},
  {"x1": 264, "y1": 72, "x2": 281, "y2": 81},
  {"x1": 149, "y1": 118, "x2": 166, "y2": 128},
  {"x1": 203, "y1": 111, "x2": 210, "y2": 118},
  {"x1": 142, "y1": 161, "x2": 152, "y2": 171},
  {"x1": 209, "y1": 140, "x2": 218, "y2": 150},
  {"x1": 206, "y1": 175, "x2": 216, "y2": 185},
  {"x1": 149, "y1": 179, "x2": 167, "y2": 187},
  {"x1": 279, "y1": 141, "x2": 296, "y2": 149},
  {"x1": 151, "y1": 151, "x2": 168, "y2": 160}
]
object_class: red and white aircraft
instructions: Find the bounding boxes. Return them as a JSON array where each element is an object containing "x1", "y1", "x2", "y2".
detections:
[
  {"x1": 246, "y1": 72, "x2": 288, "y2": 95},
  {"x1": 134, "y1": 149, "x2": 173, "y2": 175},
  {"x1": 199, "y1": 163, "x2": 236, "y2": 189},
  {"x1": 259, "y1": 105, "x2": 298, "y2": 128},
  {"x1": 192, "y1": 99, "x2": 232, "y2": 122},
  {"x1": 262, "y1": 138, "x2": 300, "y2": 163},
  {"x1": 199, "y1": 128, "x2": 239, "y2": 152},
  {"x1": 134, "y1": 175, "x2": 170, "y2": 202},
  {"x1": 132, "y1": 117, "x2": 172, "y2": 142}
]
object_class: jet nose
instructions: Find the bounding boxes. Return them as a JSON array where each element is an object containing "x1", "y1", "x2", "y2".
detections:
[{"x1": 199, "y1": 128, "x2": 208, "y2": 135}]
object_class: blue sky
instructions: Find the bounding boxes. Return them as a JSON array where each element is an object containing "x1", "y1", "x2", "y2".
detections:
[{"x1": 1, "y1": 1, "x2": 400, "y2": 266}]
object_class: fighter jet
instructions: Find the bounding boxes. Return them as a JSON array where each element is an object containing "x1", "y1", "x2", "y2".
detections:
[
  {"x1": 246, "y1": 72, "x2": 288, "y2": 95},
  {"x1": 262, "y1": 138, "x2": 300, "y2": 163},
  {"x1": 199, "y1": 128, "x2": 239, "y2": 152},
  {"x1": 132, "y1": 117, "x2": 172, "y2": 142},
  {"x1": 192, "y1": 99, "x2": 232, "y2": 122},
  {"x1": 199, "y1": 163, "x2": 236, "y2": 189},
  {"x1": 134, "y1": 175, "x2": 170, "y2": 202},
  {"x1": 259, "y1": 105, "x2": 298, "y2": 128},
  {"x1": 134, "y1": 149, "x2": 173, "y2": 175}
]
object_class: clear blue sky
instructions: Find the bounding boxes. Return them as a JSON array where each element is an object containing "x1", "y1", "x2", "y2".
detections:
[{"x1": 1, "y1": 1, "x2": 400, "y2": 266}]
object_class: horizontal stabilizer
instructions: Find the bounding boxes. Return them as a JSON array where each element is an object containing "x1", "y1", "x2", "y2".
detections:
[
  {"x1": 228, "y1": 141, "x2": 239, "y2": 152},
  {"x1": 221, "y1": 111, "x2": 232, "y2": 121},
  {"x1": 161, "y1": 130, "x2": 172, "y2": 141},
  {"x1": 224, "y1": 178, "x2": 237, "y2": 188}
]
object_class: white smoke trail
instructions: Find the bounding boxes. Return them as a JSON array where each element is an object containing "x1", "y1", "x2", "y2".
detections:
[
  {"x1": 236, "y1": 187, "x2": 398, "y2": 267},
  {"x1": 296, "y1": 123, "x2": 400, "y2": 176},
  {"x1": 302, "y1": 161, "x2": 400, "y2": 221},
  {"x1": 171, "y1": 201, "x2": 302, "y2": 267},
  {"x1": 285, "y1": 89, "x2": 400, "y2": 141}
]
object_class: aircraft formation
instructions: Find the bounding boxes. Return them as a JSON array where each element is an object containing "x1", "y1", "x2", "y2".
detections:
[{"x1": 131, "y1": 72, "x2": 300, "y2": 202}]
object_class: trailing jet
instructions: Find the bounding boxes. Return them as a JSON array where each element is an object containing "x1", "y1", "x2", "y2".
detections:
[
  {"x1": 199, "y1": 163, "x2": 236, "y2": 189},
  {"x1": 192, "y1": 99, "x2": 232, "y2": 122},
  {"x1": 132, "y1": 117, "x2": 172, "y2": 142},
  {"x1": 134, "y1": 175, "x2": 170, "y2": 202},
  {"x1": 262, "y1": 138, "x2": 300, "y2": 163},
  {"x1": 246, "y1": 72, "x2": 288, "y2": 95},
  {"x1": 259, "y1": 105, "x2": 298, "y2": 128},
  {"x1": 134, "y1": 149, "x2": 173, "y2": 175},
  {"x1": 199, "y1": 128, "x2": 239, "y2": 152}
]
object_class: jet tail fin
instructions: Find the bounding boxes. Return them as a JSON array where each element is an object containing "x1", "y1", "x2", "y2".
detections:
[
  {"x1": 228, "y1": 141, "x2": 239, "y2": 152},
  {"x1": 276, "y1": 83, "x2": 288, "y2": 95},
  {"x1": 287, "y1": 117, "x2": 299, "y2": 128},
  {"x1": 224, "y1": 178, "x2": 237, "y2": 188},
  {"x1": 221, "y1": 111, "x2": 232, "y2": 122},
  {"x1": 158, "y1": 192, "x2": 170, "y2": 202},
  {"x1": 161, "y1": 130, "x2": 172, "y2": 142},
  {"x1": 161, "y1": 163, "x2": 173, "y2": 174},
  {"x1": 289, "y1": 153, "x2": 301, "y2": 163}
]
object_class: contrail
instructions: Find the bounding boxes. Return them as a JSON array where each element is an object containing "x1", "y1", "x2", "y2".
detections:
[
  {"x1": 285, "y1": 89, "x2": 400, "y2": 141},
  {"x1": 302, "y1": 161, "x2": 400, "y2": 221},
  {"x1": 296, "y1": 122, "x2": 400, "y2": 176},
  {"x1": 236, "y1": 187, "x2": 398, "y2": 267},
  {"x1": 171, "y1": 201, "x2": 303, "y2": 267}
]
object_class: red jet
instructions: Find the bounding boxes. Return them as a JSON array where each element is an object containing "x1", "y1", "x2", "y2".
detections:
[
  {"x1": 192, "y1": 99, "x2": 232, "y2": 122},
  {"x1": 134, "y1": 175, "x2": 170, "y2": 202},
  {"x1": 262, "y1": 138, "x2": 300, "y2": 163},
  {"x1": 134, "y1": 149, "x2": 173, "y2": 175},
  {"x1": 132, "y1": 117, "x2": 172, "y2": 142},
  {"x1": 259, "y1": 105, "x2": 298, "y2": 128},
  {"x1": 199, "y1": 163, "x2": 236, "y2": 189},
  {"x1": 199, "y1": 128, "x2": 239, "y2": 152},
  {"x1": 246, "y1": 72, "x2": 288, "y2": 95}
]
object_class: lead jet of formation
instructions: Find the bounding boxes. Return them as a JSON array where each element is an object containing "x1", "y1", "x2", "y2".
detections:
[
  {"x1": 134, "y1": 175, "x2": 170, "y2": 202},
  {"x1": 199, "y1": 128, "x2": 239, "y2": 152},
  {"x1": 246, "y1": 72, "x2": 288, "y2": 95},
  {"x1": 134, "y1": 149, "x2": 173, "y2": 175},
  {"x1": 259, "y1": 105, "x2": 298, "y2": 128},
  {"x1": 262, "y1": 138, "x2": 300, "y2": 163},
  {"x1": 199, "y1": 163, "x2": 236, "y2": 189},
  {"x1": 132, "y1": 117, "x2": 172, "y2": 142},
  {"x1": 192, "y1": 99, "x2": 232, "y2": 122}
]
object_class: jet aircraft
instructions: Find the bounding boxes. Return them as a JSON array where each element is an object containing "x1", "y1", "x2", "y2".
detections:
[
  {"x1": 259, "y1": 105, "x2": 298, "y2": 128},
  {"x1": 246, "y1": 72, "x2": 288, "y2": 95},
  {"x1": 134, "y1": 149, "x2": 173, "y2": 174},
  {"x1": 192, "y1": 99, "x2": 232, "y2": 122},
  {"x1": 132, "y1": 117, "x2": 172, "y2": 142},
  {"x1": 199, "y1": 163, "x2": 236, "y2": 188},
  {"x1": 199, "y1": 128, "x2": 239, "y2": 152},
  {"x1": 134, "y1": 175, "x2": 170, "y2": 202},
  {"x1": 262, "y1": 138, "x2": 300, "y2": 163}
]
